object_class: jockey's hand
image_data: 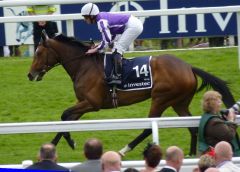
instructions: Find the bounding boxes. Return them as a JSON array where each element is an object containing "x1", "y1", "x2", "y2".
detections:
[
  {"x1": 91, "y1": 44, "x2": 98, "y2": 49},
  {"x1": 85, "y1": 47, "x2": 98, "y2": 55}
]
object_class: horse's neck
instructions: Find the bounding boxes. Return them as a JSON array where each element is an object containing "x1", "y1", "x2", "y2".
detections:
[{"x1": 61, "y1": 53, "x2": 104, "y2": 81}]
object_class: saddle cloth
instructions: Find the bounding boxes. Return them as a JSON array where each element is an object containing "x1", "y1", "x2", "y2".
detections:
[{"x1": 104, "y1": 54, "x2": 153, "y2": 91}]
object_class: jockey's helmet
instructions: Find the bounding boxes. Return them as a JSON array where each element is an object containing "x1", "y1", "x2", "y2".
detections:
[{"x1": 81, "y1": 3, "x2": 99, "y2": 16}]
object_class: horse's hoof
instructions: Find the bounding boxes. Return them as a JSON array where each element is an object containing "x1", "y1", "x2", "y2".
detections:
[
  {"x1": 118, "y1": 145, "x2": 132, "y2": 157},
  {"x1": 68, "y1": 139, "x2": 76, "y2": 150},
  {"x1": 118, "y1": 150, "x2": 125, "y2": 157}
]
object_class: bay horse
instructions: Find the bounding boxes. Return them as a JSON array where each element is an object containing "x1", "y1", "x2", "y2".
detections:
[{"x1": 27, "y1": 31, "x2": 235, "y2": 156}]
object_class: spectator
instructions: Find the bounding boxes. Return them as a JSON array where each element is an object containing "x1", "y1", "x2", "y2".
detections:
[
  {"x1": 234, "y1": 36, "x2": 238, "y2": 46},
  {"x1": 205, "y1": 168, "x2": 220, "y2": 172},
  {"x1": 208, "y1": 37, "x2": 224, "y2": 47},
  {"x1": 198, "y1": 91, "x2": 240, "y2": 156},
  {"x1": 0, "y1": 46, "x2": 4, "y2": 57},
  {"x1": 215, "y1": 141, "x2": 240, "y2": 171},
  {"x1": 9, "y1": 45, "x2": 21, "y2": 56},
  {"x1": 140, "y1": 143, "x2": 162, "y2": 172},
  {"x1": 158, "y1": 146, "x2": 184, "y2": 172},
  {"x1": 26, "y1": 143, "x2": 69, "y2": 171},
  {"x1": 101, "y1": 151, "x2": 121, "y2": 172},
  {"x1": 27, "y1": 4, "x2": 58, "y2": 51},
  {"x1": 194, "y1": 154, "x2": 215, "y2": 172},
  {"x1": 71, "y1": 138, "x2": 103, "y2": 172},
  {"x1": 124, "y1": 168, "x2": 139, "y2": 172}
]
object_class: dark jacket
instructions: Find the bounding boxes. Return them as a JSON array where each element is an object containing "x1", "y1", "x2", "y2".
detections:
[
  {"x1": 71, "y1": 160, "x2": 101, "y2": 172},
  {"x1": 26, "y1": 160, "x2": 69, "y2": 171},
  {"x1": 198, "y1": 113, "x2": 240, "y2": 156},
  {"x1": 158, "y1": 167, "x2": 176, "y2": 172}
]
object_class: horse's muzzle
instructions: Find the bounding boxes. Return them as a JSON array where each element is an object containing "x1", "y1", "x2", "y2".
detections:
[
  {"x1": 27, "y1": 73, "x2": 35, "y2": 81},
  {"x1": 27, "y1": 71, "x2": 45, "y2": 81}
]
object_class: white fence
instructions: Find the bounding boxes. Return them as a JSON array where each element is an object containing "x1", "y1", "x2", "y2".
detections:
[
  {"x1": 0, "y1": 116, "x2": 240, "y2": 145},
  {"x1": 0, "y1": 116, "x2": 240, "y2": 171},
  {"x1": 0, "y1": 0, "x2": 130, "y2": 7}
]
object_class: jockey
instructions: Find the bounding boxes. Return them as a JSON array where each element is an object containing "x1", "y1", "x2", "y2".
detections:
[{"x1": 81, "y1": 3, "x2": 143, "y2": 85}]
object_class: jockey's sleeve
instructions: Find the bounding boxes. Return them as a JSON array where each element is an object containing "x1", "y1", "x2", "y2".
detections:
[{"x1": 97, "y1": 19, "x2": 112, "y2": 50}]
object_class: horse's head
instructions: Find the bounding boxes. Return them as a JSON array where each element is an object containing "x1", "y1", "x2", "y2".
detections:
[{"x1": 28, "y1": 30, "x2": 60, "y2": 81}]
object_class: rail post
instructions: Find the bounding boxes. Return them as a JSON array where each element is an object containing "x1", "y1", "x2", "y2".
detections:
[{"x1": 151, "y1": 120, "x2": 159, "y2": 145}]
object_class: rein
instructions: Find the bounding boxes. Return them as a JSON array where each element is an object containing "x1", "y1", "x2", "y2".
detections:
[{"x1": 43, "y1": 44, "x2": 102, "y2": 81}]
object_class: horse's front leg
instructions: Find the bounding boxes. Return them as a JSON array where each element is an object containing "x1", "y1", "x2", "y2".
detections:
[{"x1": 51, "y1": 100, "x2": 99, "y2": 149}]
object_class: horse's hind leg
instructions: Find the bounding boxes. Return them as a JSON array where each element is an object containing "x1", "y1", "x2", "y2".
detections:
[
  {"x1": 172, "y1": 99, "x2": 198, "y2": 156},
  {"x1": 119, "y1": 99, "x2": 168, "y2": 156},
  {"x1": 119, "y1": 128, "x2": 152, "y2": 155},
  {"x1": 188, "y1": 127, "x2": 198, "y2": 156}
]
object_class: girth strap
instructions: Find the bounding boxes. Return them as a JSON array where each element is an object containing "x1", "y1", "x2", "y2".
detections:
[{"x1": 110, "y1": 85, "x2": 118, "y2": 108}]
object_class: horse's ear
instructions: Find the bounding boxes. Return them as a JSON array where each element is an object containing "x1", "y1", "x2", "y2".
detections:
[
  {"x1": 41, "y1": 30, "x2": 49, "y2": 42},
  {"x1": 41, "y1": 30, "x2": 49, "y2": 47}
]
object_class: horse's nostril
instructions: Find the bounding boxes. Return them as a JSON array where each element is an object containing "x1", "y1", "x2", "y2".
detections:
[{"x1": 27, "y1": 73, "x2": 34, "y2": 81}]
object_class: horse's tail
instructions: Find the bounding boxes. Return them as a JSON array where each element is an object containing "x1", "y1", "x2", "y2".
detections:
[{"x1": 192, "y1": 66, "x2": 235, "y2": 108}]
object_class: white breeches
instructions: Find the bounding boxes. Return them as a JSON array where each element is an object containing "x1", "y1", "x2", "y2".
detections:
[{"x1": 113, "y1": 15, "x2": 143, "y2": 54}]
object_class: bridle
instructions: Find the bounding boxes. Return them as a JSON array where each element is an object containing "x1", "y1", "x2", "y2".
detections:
[
  {"x1": 38, "y1": 45, "x2": 61, "y2": 75},
  {"x1": 40, "y1": 43, "x2": 87, "y2": 73},
  {"x1": 35, "y1": 36, "x2": 98, "y2": 80},
  {"x1": 36, "y1": 38, "x2": 97, "y2": 80}
]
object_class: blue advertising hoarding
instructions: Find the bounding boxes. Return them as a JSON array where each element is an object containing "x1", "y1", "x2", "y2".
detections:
[
  {"x1": 61, "y1": 0, "x2": 240, "y2": 41},
  {"x1": 0, "y1": 7, "x2": 5, "y2": 46}
]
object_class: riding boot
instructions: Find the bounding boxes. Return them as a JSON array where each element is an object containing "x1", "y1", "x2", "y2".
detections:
[{"x1": 108, "y1": 51, "x2": 122, "y2": 85}]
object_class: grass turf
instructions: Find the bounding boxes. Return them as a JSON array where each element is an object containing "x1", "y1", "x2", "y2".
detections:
[{"x1": 0, "y1": 47, "x2": 239, "y2": 164}]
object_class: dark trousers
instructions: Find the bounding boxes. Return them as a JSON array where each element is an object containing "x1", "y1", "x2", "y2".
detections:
[
  {"x1": 208, "y1": 37, "x2": 224, "y2": 47},
  {"x1": 0, "y1": 46, "x2": 3, "y2": 57},
  {"x1": 33, "y1": 21, "x2": 58, "y2": 50},
  {"x1": 9, "y1": 45, "x2": 21, "y2": 56}
]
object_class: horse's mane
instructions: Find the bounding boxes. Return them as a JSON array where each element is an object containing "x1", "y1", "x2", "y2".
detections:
[{"x1": 53, "y1": 34, "x2": 90, "y2": 49}]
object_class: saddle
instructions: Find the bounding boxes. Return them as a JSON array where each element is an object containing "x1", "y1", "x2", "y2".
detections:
[{"x1": 104, "y1": 54, "x2": 153, "y2": 107}]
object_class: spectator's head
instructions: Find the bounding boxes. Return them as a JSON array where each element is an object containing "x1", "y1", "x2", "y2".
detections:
[
  {"x1": 38, "y1": 143, "x2": 57, "y2": 162},
  {"x1": 205, "y1": 167, "x2": 220, "y2": 172},
  {"x1": 165, "y1": 146, "x2": 184, "y2": 172},
  {"x1": 84, "y1": 138, "x2": 103, "y2": 160},
  {"x1": 197, "y1": 154, "x2": 215, "y2": 172},
  {"x1": 101, "y1": 151, "x2": 121, "y2": 172},
  {"x1": 214, "y1": 141, "x2": 233, "y2": 165},
  {"x1": 201, "y1": 91, "x2": 222, "y2": 114},
  {"x1": 124, "y1": 168, "x2": 139, "y2": 172},
  {"x1": 143, "y1": 143, "x2": 162, "y2": 168}
]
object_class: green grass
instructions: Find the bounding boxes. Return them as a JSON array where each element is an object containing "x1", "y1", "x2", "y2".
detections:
[{"x1": 0, "y1": 47, "x2": 240, "y2": 164}]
